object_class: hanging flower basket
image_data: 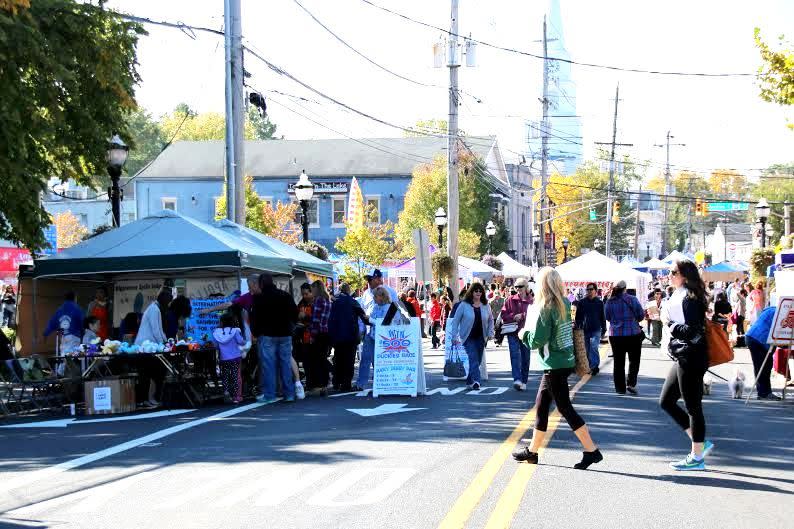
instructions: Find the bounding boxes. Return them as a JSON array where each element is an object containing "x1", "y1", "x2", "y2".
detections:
[
  {"x1": 295, "y1": 241, "x2": 329, "y2": 261},
  {"x1": 481, "y1": 254, "x2": 503, "y2": 271},
  {"x1": 432, "y1": 252, "x2": 454, "y2": 281}
]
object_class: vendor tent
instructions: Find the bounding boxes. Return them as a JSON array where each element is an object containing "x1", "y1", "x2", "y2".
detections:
[
  {"x1": 555, "y1": 251, "x2": 652, "y2": 293},
  {"x1": 663, "y1": 250, "x2": 694, "y2": 263},
  {"x1": 387, "y1": 255, "x2": 499, "y2": 283},
  {"x1": 497, "y1": 252, "x2": 536, "y2": 279},
  {"x1": 702, "y1": 261, "x2": 747, "y2": 282},
  {"x1": 621, "y1": 256, "x2": 643, "y2": 268},
  {"x1": 641, "y1": 258, "x2": 670, "y2": 271},
  {"x1": 31, "y1": 210, "x2": 296, "y2": 279}
]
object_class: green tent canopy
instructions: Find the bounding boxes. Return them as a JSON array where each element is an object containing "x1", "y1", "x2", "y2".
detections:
[{"x1": 32, "y1": 210, "x2": 297, "y2": 279}]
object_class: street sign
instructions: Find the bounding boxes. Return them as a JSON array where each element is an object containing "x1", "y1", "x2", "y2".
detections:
[
  {"x1": 707, "y1": 202, "x2": 749, "y2": 212},
  {"x1": 412, "y1": 228, "x2": 432, "y2": 284},
  {"x1": 42, "y1": 224, "x2": 57, "y2": 255}
]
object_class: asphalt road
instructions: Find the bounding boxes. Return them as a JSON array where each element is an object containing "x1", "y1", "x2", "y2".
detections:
[{"x1": 1, "y1": 340, "x2": 793, "y2": 529}]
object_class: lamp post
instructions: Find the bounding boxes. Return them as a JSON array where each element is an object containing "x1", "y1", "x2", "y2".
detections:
[
  {"x1": 294, "y1": 170, "x2": 314, "y2": 243},
  {"x1": 756, "y1": 198, "x2": 771, "y2": 248},
  {"x1": 562, "y1": 237, "x2": 569, "y2": 262},
  {"x1": 435, "y1": 207, "x2": 447, "y2": 249},
  {"x1": 594, "y1": 238, "x2": 602, "y2": 251},
  {"x1": 485, "y1": 220, "x2": 497, "y2": 255},
  {"x1": 646, "y1": 242, "x2": 650, "y2": 260},
  {"x1": 532, "y1": 227, "x2": 540, "y2": 264},
  {"x1": 106, "y1": 134, "x2": 129, "y2": 228}
]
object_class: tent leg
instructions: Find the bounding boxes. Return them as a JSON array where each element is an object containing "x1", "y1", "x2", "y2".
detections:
[{"x1": 32, "y1": 278, "x2": 38, "y2": 355}]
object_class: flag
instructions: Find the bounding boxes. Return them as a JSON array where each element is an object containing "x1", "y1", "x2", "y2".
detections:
[{"x1": 347, "y1": 177, "x2": 365, "y2": 228}]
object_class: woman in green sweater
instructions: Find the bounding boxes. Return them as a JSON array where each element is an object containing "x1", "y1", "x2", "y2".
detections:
[{"x1": 512, "y1": 267, "x2": 603, "y2": 470}]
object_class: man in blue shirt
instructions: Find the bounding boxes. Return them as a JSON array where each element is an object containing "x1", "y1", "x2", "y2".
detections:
[
  {"x1": 574, "y1": 282, "x2": 606, "y2": 375},
  {"x1": 745, "y1": 306, "x2": 782, "y2": 401}
]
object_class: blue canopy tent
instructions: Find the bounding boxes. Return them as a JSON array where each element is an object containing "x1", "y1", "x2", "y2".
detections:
[{"x1": 702, "y1": 261, "x2": 748, "y2": 282}]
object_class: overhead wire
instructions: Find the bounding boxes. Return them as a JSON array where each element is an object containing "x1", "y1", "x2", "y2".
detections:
[{"x1": 357, "y1": 0, "x2": 755, "y2": 78}]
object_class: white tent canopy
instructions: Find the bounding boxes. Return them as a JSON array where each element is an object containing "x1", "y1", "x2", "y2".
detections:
[
  {"x1": 663, "y1": 250, "x2": 694, "y2": 264},
  {"x1": 642, "y1": 257, "x2": 669, "y2": 271},
  {"x1": 497, "y1": 252, "x2": 536, "y2": 279},
  {"x1": 555, "y1": 251, "x2": 652, "y2": 294}
]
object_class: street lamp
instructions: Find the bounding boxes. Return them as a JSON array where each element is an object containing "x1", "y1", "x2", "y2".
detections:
[
  {"x1": 106, "y1": 134, "x2": 129, "y2": 227},
  {"x1": 756, "y1": 197, "x2": 771, "y2": 248},
  {"x1": 435, "y1": 207, "x2": 447, "y2": 248},
  {"x1": 532, "y1": 227, "x2": 540, "y2": 264},
  {"x1": 485, "y1": 220, "x2": 497, "y2": 255},
  {"x1": 294, "y1": 170, "x2": 314, "y2": 243},
  {"x1": 594, "y1": 238, "x2": 602, "y2": 250},
  {"x1": 561, "y1": 237, "x2": 569, "y2": 262}
]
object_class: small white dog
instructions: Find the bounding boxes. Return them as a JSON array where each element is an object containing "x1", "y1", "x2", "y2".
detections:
[
  {"x1": 703, "y1": 374, "x2": 713, "y2": 396},
  {"x1": 728, "y1": 370, "x2": 746, "y2": 399}
]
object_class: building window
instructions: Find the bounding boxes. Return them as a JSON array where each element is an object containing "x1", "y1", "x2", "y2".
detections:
[
  {"x1": 365, "y1": 196, "x2": 380, "y2": 224},
  {"x1": 78, "y1": 213, "x2": 88, "y2": 226},
  {"x1": 293, "y1": 199, "x2": 319, "y2": 227},
  {"x1": 332, "y1": 198, "x2": 346, "y2": 227},
  {"x1": 162, "y1": 197, "x2": 177, "y2": 211}
]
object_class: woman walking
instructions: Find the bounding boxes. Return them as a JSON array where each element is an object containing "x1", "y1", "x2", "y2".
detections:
[
  {"x1": 512, "y1": 267, "x2": 602, "y2": 469},
  {"x1": 605, "y1": 280, "x2": 646, "y2": 395},
  {"x1": 659, "y1": 260, "x2": 714, "y2": 471},
  {"x1": 307, "y1": 280, "x2": 332, "y2": 395},
  {"x1": 445, "y1": 283, "x2": 494, "y2": 390}
]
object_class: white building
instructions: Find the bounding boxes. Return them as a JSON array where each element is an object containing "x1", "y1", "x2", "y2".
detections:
[{"x1": 44, "y1": 178, "x2": 136, "y2": 232}]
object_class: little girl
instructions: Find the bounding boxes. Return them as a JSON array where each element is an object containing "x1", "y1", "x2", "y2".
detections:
[
  {"x1": 212, "y1": 313, "x2": 246, "y2": 404},
  {"x1": 82, "y1": 316, "x2": 101, "y2": 345}
]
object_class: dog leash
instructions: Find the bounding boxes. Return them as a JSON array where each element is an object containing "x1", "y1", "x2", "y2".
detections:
[{"x1": 706, "y1": 369, "x2": 729, "y2": 382}]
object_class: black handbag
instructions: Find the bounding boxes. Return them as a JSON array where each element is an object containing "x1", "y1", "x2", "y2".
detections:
[{"x1": 443, "y1": 346, "x2": 467, "y2": 378}]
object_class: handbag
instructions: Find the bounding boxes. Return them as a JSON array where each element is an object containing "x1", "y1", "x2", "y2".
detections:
[
  {"x1": 443, "y1": 342, "x2": 467, "y2": 378},
  {"x1": 705, "y1": 319, "x2": 734, "y2": 367},
  {"x1": 572, "y1": 328, "x2": 590, "y2": 377},
  {"x1": 499, "y1": 298, "x2": 520, "y2": 334}
]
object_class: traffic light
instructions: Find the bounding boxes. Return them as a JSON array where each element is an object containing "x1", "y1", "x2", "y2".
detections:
[
  {"x1": 589, "y1": 208, "x2": 596, "y2": 221},
  {"x1": 695, "y1": 199, "x2": 703, "y2": 217},
  {"x1": 612, "y1": 201, "x2": 620, "y2": 223}
]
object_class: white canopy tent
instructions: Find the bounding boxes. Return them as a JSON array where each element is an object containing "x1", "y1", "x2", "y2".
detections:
[
  {"x1": 555, "y1": 251, "x2": 652, "y2": 294},
  {"x1": 663, "y1": 250, "x2": 694, "y2": 264},
  {"x1": 497, "y1": 252, "x2": 536, "y2": 279},
  {"x1": 641, "y1": 257, "x2": 670, "y2": 271}
]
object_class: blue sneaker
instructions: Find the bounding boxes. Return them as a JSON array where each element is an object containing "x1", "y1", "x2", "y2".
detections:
[
  {"x1": 670, "y1": 454, "x2": 706, "y2": 471},
  {"x1": 702, "y1": 440, "x2": 715, "y2": 458}
]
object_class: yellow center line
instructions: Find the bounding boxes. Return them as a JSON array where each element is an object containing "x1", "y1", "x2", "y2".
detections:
[
  {"x1": 437, "y1": 373, "x2": 592, "y2": 529},
  {"x1": 483, "y1": 375, "x2": 590, "y2": 529}
]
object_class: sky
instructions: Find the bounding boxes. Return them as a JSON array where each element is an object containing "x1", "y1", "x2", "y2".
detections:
[{"x1": 106, "y1": 0, "x2": 794, "y2": 180}]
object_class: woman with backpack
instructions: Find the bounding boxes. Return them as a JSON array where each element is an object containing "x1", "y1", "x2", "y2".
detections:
[{"x1": 512, "y1": 267, "x2": 602, "y2": 469}]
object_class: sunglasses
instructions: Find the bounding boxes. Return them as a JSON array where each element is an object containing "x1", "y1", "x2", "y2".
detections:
[
  {"x1": 586, "y1": 288, "x2": 595, "y2": 291},
  {"x1": 516, "y1": 285, "x2": 526, "y2": 289},
  {"x1": 670, "y1": 270, "x2": 679, "y2": 276}
]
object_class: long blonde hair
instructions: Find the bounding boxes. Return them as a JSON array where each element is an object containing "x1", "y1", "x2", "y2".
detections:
[
  {"x1": 535, "y1": 267, "x2": 567, "y2": 319},
  {"x1": 311, "y1": 280, "x2": 330, "y2": 300}
]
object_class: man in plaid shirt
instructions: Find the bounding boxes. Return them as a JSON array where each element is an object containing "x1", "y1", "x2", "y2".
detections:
[{"x1": 604, "y1": 280, "x2": 645, "y2": 395}]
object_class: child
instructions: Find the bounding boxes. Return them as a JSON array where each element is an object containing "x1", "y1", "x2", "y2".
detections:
[
  {"x1": 212, "y1": 313, "x2": 246, "y2": 404},
  {"x1": 82, "y1": 316, "x2": 101, "y2": 345}
]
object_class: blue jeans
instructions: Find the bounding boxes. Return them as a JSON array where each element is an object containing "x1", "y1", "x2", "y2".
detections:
[
  {"x1": 464, "y1": 336, "x2": 485, "y2": 385},
  {"x1": 506, "y1": 333, "x2": 530, "y2": 383},
  {"x1": 257, "y1": 335, "x2": 295, "y2": 400},
  {"x1": 585, "y1": 331, "x2": 602, "y2": 369},
  {"x1": 357, "y1": 336, "x2": 375, "y2": 388}
]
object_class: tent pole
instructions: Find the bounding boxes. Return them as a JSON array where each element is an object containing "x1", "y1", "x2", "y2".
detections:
[{"x1": 32, "y1": 278, "x2": 38, "y2": 355}]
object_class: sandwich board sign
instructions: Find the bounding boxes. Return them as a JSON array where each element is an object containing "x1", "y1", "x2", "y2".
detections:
[
  {"x1": 373, "y1": 317, "x2": 426, "y2": 397},
  {"x1": 765, "y1": 297, "x2": 794, "y2": 345}
]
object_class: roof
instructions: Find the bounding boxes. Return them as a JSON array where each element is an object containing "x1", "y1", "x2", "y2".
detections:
[
  {"x1": 136, "y1": 136, "x2": 499, "y2": 180},
  {"x1": 31, "y1": 210, "x2": 330, "y2": 279},
  {"x1": 723, "y1": 223, "x2": 753, "y2": 243}
]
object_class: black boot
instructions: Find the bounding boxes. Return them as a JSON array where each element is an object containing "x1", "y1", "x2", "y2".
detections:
[
  {"x1": 512, "y1": 446, "x2": 539, "y2": 464},
  {"x1": 574, "y1": 449, "x2": 603, "y2": 470}
]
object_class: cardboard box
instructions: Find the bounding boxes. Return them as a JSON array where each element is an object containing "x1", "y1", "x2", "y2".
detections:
[{"x1": 84, "y1": 377, "x2": 136, "y2": 415}]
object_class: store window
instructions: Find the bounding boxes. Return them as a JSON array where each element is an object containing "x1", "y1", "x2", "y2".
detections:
[
  {"x1": 332, "y1": 198, "x2": 346, "y2": 226},
  {"x1": 162, "y1": 197, "x2": 177, "y2": 211},
  {"x1": 365, "y1": 196, "x2": 380, "y2": 223},
  {"x1": 293, "y1": 199, "x2": 319, "y2": 226}
]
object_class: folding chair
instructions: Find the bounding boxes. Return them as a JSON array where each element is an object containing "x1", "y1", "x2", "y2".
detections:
[
  {"x1": 3, "y1": 359, "x2": 38, "y2": 413},
  {"x1": 0, "y1": 366, "x2": 13, "y2": 416}
]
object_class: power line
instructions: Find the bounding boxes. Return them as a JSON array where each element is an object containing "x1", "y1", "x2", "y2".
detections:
[{"x1": 357, "y1": 0, "x2": 755, "y2": 78}]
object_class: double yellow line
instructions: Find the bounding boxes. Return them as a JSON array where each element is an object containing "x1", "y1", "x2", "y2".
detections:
[{"x1": 438, "y1": 374, "x2": 591, "y2": 529}]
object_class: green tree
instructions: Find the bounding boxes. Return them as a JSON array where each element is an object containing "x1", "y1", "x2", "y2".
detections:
[
  {"x1": 395, "y1": 151, "x2": 503, "y2": 258},
  {"x1": 336, "y1": 211, "x2": 393, "y2": 290},
  {"x1": 755, "y1": 163, "x2": 794, "y2": 238},
  {"x1": 159, "y1": 104, "x2": 279, "y2": 142},
  {"x1": 215, "y1": 175, "x2": 267, "y2": 232},
  {"x1": 0, "y1": 0, "x2": 144, "y2": 250},
  {"x1": 248, "y1": 107, "x2": 279, "y2": 140},
  {"x1": 124, "y1": 108, "x2": 165, "y2": 175}
]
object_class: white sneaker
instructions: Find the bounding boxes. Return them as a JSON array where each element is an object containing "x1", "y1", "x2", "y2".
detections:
[
  {"x1": 520, "y1": 382, "x2": 527, "y2": 391},
  {"x1": 295, "y1": 382, "x2": 306, "y2": 400},
  {"x1": 513, "y1": 380, "x2": 522, "y2": 391}
]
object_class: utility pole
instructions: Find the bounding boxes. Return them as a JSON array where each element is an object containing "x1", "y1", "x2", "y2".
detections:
[
  {"x1": 785, "y1": 200, "x2": 791, "y2": 237},
  {"x1": 538, "y1": 16, "x2": 550, "y2": 267},
  {"x1": 654, "y1": 131, "x2": 685, "y2": 257},
  {"x1": 224, "y1": 0, "x2": 245, "y2": 224},
  {"x1": 446, "y1": 0, "x2": 460, "y2": 295},
  {"x1": 594, "y1": 84, "x2": 632, "y2": 259}
]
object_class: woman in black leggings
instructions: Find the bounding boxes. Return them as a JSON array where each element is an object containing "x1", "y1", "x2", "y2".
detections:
[
  {"x1": 512, "y1": 267, "x2": 602, "y2": 470},
  {"x1": 659, "y1": 259, "x2": 714, "y2": 471}
]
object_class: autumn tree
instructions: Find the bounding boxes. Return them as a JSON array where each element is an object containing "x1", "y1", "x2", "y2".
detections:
[
  {"x1": 260, "y1": 201, "x2": 301, "y2": 245},
  {"x1": 336, "y1": 208, "x2": 393, "y2": 290},
  {"x1": 708, "y1": 169, "x2": 750, "y2": 199},
  {"x1": 0, "y1": 0, "x2": 143, "y2": 251},
  {"x1": 52, "y1": 211, "x2": 88, "y2": 248},
  {"x1": 755, "y1": 28, "x2": 794, "y2": 129},
  {"x1": 395, "y1": 151, "x2": 504, "y2": 258},
  {"x1": 159, "y1": 104, "x2": 279, "y2": 142}
]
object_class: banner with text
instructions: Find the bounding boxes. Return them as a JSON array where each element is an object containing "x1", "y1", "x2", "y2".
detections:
[
  {"x1": 373, "y1": 317, "x2": 425, "y2": 397},
  {"x1": 185, "y1": 296, "x2": 233, "y2": 343}
]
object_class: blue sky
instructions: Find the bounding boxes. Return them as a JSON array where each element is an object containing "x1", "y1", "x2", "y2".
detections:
[{"x1": 108, "y1": 0, "x2": 794, "y2": 179}]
